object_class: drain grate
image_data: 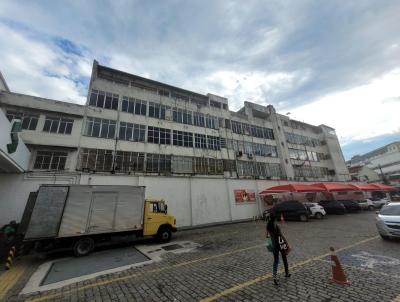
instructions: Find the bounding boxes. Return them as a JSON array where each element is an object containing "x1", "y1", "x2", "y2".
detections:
[{"x1": 162, "y1": 244, "x2": 183, "y2": 251}]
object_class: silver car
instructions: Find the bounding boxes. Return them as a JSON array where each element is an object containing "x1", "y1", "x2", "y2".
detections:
[{"x1": 376, "y1": 203, "x2": 400, "y2": 240}]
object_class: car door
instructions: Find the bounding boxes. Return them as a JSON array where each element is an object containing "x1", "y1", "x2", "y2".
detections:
[{"x1": 283, "y1": 202, "x2": 296, "y2": 220}]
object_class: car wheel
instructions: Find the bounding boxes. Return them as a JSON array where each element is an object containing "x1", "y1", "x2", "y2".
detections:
[
  {"x1": 368, "y1": 205, "x2": 375, "y2": 211},
  {"x1": 380, "y1": 234, "x2": 390, "y2": 240},
  {"x1": 315, "y1": 212, "x2": 323, "y2": 219},
  {"x1": 299, "y1": 214, "x2": 308, "y2": 222},
  {"x1": 73, "y1": 237, "x2": 95, "y2": 257}
]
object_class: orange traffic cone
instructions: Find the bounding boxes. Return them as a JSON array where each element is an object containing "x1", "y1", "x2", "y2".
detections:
[
  {"x1": 330, "y1": 247, "x2": 350, "y2": 285},
  {"x1": 280, "y1": 213, "x2": 285, "y2": 224}
]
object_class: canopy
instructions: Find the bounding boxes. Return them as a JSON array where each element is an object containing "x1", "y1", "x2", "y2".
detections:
[
  {"x1": 312, "y1": 182, "x2": 356, "y2": 192},
  {"x1": 369, "y1": 183, "x2": 398, "y2": 191},
  {"x1": 347, "y1": 183, "x2": 378, "y2": 191},
  {"x1": 259, "y1": 184, "x2": 326, "y2": 194}
]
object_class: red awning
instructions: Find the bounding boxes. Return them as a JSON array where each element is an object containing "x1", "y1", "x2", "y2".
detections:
[
  {"x1": 347, "y1": 183, "x2": 378, "y2": 191},
  {"x1": 369, "y1": 183, "x2": 398, "y2": 191},
  {"x1": 313, "y1": 182, "x2": 356, "y2": 192},
  {"x1": 259, "y1": 184, "x2": 326, "y2": 194}
]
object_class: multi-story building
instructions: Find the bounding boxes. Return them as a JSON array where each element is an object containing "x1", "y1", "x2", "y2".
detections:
[
  {"x1": 0, "y1": 61, "x2": 349, "y2": 226},
  {"x1": 347, "y1": 142, "x2": 400, "y2": 186}
]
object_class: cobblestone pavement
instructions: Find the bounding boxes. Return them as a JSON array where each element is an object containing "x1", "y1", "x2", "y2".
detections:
[{"x1": 2, "y1": 211, "x2": 400, "y2": 302}]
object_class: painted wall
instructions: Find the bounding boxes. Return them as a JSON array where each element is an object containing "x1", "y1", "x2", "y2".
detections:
[
  {"x1": 0, "y1": 110, "x2": 30, "y2": 172},
  {"x1": 0, "y1": 172, "x2": 297, "y2": 227}
]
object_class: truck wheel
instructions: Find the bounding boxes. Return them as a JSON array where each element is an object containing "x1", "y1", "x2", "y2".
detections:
[
  {"x1": 158, "y1": 227, "x2": 172, "y2": 242},
  {"x1": 73, "y1": 238, "x2": 94, "y2": 257},
  {"x1": 368, "y1": 205, "x2": 375, "y2": 211},
  {"x1": 315, "y1": 212, "x2": 323, "y2": 220}
]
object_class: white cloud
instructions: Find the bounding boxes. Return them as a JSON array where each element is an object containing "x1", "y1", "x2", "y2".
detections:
[
  {"x1": 290, "y1": 69, "x2": 400, "y2": 144},
  {"x1": 0, "y1": 24, "x2": 88, "y2": 104}
]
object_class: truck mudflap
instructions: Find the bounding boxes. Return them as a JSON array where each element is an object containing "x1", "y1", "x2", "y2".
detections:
[{"x1": 171, "y1": 227, "x2": 178, "y2": 232}]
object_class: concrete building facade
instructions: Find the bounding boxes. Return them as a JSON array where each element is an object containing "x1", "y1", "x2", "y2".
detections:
[
  {"x1": 347, "y1": 142, "x2": 400, "y2": 186},
  {"x1": 0, "y1": 61, "x2": 350, "y2": 226}
]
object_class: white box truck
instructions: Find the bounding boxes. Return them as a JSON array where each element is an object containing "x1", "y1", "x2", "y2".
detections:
[{"x1": 18, "y1": 185, "x2": 177, "y2": 256}]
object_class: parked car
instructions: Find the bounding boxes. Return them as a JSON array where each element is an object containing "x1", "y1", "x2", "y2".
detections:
[
  {"x1": 357, "y1": 199, "x2": 375, "y2": 211},
  {"x1": 376, "y1": 203, "x2": 400, "y2": 240},
  {"x1": 371, "y1": 197, "x2": 390, "y2": 209},
  {"x1": 265, "y1": 201, "x2": 310, "y2": 222},
  {"x1": 318, "y1": 200, "x2": 346, "y2": 215},
  {"x1": 304, "y1": 202, "x2": 326, "y2": 219},
  {"x1": 341, "y1": 200, "x2": 362, "y2": 213}
]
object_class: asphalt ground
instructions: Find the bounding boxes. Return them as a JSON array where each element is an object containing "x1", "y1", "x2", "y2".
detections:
[{"x1": 1, "y1": 211, "x2": 400, "y2": 302}]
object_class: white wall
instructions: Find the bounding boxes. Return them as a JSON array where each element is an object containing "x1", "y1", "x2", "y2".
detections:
[{"x1": 0, "y1": 172, "x2": 290, "y2": 227}]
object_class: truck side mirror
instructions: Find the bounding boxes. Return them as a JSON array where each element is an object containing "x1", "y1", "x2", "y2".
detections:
[{"x1": 164, "y1": 204, "x2": 168, "y2": 214}]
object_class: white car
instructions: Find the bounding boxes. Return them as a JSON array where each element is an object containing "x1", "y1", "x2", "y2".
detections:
[
  {"x1": 376, "y1": 203, "x2": 400, "y2": 240},
  {"x1": 304, "y1": 202, "x2": 326, "y2": 219},
  {"x1": 372, "y1": 198, "x2": 390, "y2": 209},
  {"x1": 357, "y1": 199, "x2": 375, "y2": 211}
]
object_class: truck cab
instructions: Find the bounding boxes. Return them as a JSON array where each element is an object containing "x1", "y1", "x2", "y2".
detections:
[{"x1": 143, "y1": 199, "x2": 177, "y2": 241}]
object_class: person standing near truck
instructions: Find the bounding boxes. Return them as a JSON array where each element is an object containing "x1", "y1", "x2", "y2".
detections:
[{"x1": 265, "y1": 213, "x2": 291, "y2": 285}]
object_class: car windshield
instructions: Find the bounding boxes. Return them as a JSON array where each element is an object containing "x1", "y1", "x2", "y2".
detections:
[{"x1": 380, "y1": 205, "x2": 400, "y2": 216}]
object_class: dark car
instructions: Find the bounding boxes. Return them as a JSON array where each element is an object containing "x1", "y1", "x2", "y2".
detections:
[
  {"x1": 318, "y1": 200, "x2": 346, "y2": 215},
  {"x1": 341, "y1": 200, "x2": 362, "y2": 213},
  {"x1": 266, "y1": 201, "x2": 310, "y2": 222}
]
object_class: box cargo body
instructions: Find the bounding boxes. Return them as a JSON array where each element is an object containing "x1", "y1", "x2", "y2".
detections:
[{"x1": 23, "y1": 185, "x2": 145, "y2": 240}]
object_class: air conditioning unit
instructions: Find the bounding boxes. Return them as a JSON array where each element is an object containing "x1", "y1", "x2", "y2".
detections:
[{"x1": 236, "y1": 151, "x2": 243, "y2": 157}]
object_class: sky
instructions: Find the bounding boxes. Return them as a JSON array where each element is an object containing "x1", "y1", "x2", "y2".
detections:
[{"x1": 0, "y1": 0, "x2": 399, "y2": 160}]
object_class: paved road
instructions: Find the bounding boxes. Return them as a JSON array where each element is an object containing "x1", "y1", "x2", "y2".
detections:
[{"x1": 2, "y1": 211, "x2": 400, "y2": 302}]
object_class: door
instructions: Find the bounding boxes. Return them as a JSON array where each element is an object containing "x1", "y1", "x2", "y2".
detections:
[
  {"x1": 88, "y1": 192, "x2": 118, "y2": 233},
  {"x1": 143, "y1": 201, "x2": 167, "y2": 236}
]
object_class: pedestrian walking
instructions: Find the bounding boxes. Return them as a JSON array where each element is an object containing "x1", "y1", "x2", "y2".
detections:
[{"x1": 265, "y1": 213, "x2": 291, "y2": 285}]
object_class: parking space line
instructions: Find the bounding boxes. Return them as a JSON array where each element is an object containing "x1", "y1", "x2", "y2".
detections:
[
  {"x1": 316, "y1": 258, "x2": 400, "y2": 279},
  {"x1": 199, "y1": 235, "x2": 379, "y2": 302},
  {"x1": 0, "y1": 261, "x2": 29, "y2": 300},
  {"x1": 26, "y1": 243, "x2": 264, "y2": 302}
]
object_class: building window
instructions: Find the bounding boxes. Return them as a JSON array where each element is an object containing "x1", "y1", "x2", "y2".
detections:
[
  {"x1": 6, "y1": 111, "x2": 39, "y2": 130},
  {"x1": 118, "y1": 122, "x2": 146, "y2": 142},
  {"x1": 207, "y1": 135, "x2": 220, "y2": 150},
  {"x1": 34, "y1": 151, "x2": 67, "y2": 170},
  {"x1": 79, "y1": 148, "x2": 114, "y2": 171},
  {"x1": 149, "y1": 102, "x2": 171, "y2": 119},
  {"x1": 173, "y1": 130, "x2": 193, "y2": 147},
  {"x1": 205, "y1": 115, "x2": 218, "y2": 129},
  {"x1": 89, "y1": 90, "x2": 119, "y2": 110},
  {"x1": 121, "y1": 97, "x2": 147, "y2": 115},
  {"x1": 147, "y1": 126, "x2": 170, "y2": 145},
  {"x1": 146, "y1": 154, "x2": 171, "y2": 173},
  {"x1": 114, "y1": 151, "x2": 145, "y2": 172},
  {"x1": 194, "y1": 133, "x2": 207, "y2": 149},
  {"x1": 84, "y1": 117, "x2": 116, "y2": 139},
  {"x1": 43, "y1": 116, "x2": 74, "y2": 134},
  {"x1": 171, "y1": 156, "x2": 193, "y2": 173},
  {"x1": 193, "y1": 112, "x2": 205, "y2": 127}
]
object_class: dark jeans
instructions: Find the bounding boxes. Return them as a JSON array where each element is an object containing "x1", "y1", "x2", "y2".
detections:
[{"x1": 272, "y1": 247, "x2": 289, "y2": 277}]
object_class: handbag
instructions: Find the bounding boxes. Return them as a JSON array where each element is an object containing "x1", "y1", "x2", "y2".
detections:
[
  {"x1": 278, "y1": 236, "x2": 289, "y2": 253},
  {"x1": 265, "y1": 238, "x2": 273, "y2": 252}
]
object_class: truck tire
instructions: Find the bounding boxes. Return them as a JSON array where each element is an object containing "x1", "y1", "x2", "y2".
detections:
[
  {"x1": 73, "y1": 238, "x2": 94, "y2": 257},
  {"x1": 368, "y1": 205, "x2": 375, "y2": 211},
  {"x1": 157, "y1": 227, "x2": 172, "y2": 242}
]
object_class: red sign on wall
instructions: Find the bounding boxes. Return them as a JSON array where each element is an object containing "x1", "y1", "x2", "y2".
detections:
[{"x1": 234, "y1": 190, "x2": 256, "y2": 203}]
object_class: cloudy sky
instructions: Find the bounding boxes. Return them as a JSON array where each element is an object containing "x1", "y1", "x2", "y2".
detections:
[{"x1": 0, "y1": 0, "x2": 399, "y2": 160}]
